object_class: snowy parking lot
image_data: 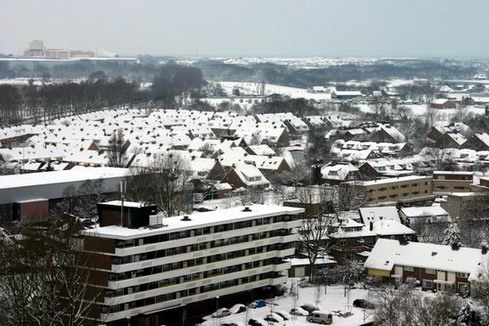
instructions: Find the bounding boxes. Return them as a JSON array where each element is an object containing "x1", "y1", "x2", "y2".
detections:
[{"x1": 200, "y1": 283, "x2": 374, "y2": 326}]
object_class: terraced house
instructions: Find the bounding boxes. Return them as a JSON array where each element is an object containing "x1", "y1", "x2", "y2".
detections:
[
  {"x1": 341, "y1": 175, "x2": 434, "y2": 206},
  {"x1": 81, "y1": 203, "x2": 303, "y2": 325}
]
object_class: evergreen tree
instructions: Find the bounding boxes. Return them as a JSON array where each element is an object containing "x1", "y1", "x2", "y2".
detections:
[{"x1": 442, "y1": 223, "x2": 463, "y2": 249}]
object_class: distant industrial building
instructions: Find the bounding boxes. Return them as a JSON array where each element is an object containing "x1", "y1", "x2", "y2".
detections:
[{"x1": 23, "y1": 40, "x2": 95, "y2": 59}]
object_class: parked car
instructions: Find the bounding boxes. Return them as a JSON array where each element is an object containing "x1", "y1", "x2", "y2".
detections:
[
  {"x1": 229, "y1": 303, "x2": 246, "y2": 314},
  {"x1": 353, "y1": 299, "x2": 375, "y2": 309},
  {"x1": 275, "y1": 310, "x2": 290, "y2": 320},
  {"x1": 264, "y1": 313, "x2": 284, "y2": 323},
  {"x1": 212, "y1": 308, "x2": 231, "y2": 318},
  {"x1": 290, "y1": 307, "x2": 309, "y2": 316},
  {"x1": 248, "y1": 318, "x2": 266, "y2": 326},
  {"x1": 300, "y1": 303, "x2": 320, "y2": 314},
  {"x1": 306, "y1": 311, "x2": 333, "y2": 324},
  {"x1": 249, "y1": 300, "x2": 267, "y2": 309}
]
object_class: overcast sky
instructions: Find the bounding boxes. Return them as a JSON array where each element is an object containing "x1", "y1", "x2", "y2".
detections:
[{"x1": 1, "y1": 0, "x2": 489, "y2": 58}]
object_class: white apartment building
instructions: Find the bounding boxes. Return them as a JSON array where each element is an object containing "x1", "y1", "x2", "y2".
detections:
[{"x1": 81, "y1": 204, "x2": 304, "y2": 325}]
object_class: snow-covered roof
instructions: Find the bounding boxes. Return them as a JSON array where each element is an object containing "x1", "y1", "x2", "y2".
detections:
[
  {"x1": 0, "y1": 167, "x2": 128, "y2": 190},
  {"x1": 431, "y1": 98, "x2": 452, "y2": 105},
  {"x1": 359, "y1": 206, "x2": 401, "y2": 224},
  {"x1": 350, "y1": 175, "x2": 431, "y2": 187},
  {"x1": 287, "y1": 256, "x2": 336, "y2": 266},
  {"x1": 365, "y1": 239, "x2": 487, "y2": 277},
  {"x1": 247, "y1": 145, "x2": 276, "y2": 156},
  {"x1": 321, "y1": 163, "x2": 358, "y2": 181},
  {"x1": 474, "y1": 133, "x2": 489, "y2": 147},
  {"x1": 399, "y1": 206, "x2": 449, "y2": 218},
  {"x1": 82, "y1": 204, "x2": 304, "y2": 239},
  {"x1": 213, "y1": 183, "x2": 232, "y2": 191},
  {"x1": 445, "y1": 132, "x2": 466, "y2": 145}
]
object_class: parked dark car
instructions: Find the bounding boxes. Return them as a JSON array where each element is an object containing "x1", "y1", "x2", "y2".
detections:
[
  {"x1": 248, "y1": 318, "x2": 266, "y2": 326},
  {"x1": 300, "y1": 303, "x2": 320, "y2": 314},
  {"x1": 353, "y1": 299, "x2": 375, "y2": 309},
  {"x1": 249, "y1": 300, "x2": 267, "y2": 309}
]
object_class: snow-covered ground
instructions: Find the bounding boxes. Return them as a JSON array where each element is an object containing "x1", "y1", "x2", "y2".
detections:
[
  {"x1": 216, "y1": 82, "x2": 333, "y2": 101},
  {"x1": 200, "y1": 283, "x2": 373, "y2": 326}
]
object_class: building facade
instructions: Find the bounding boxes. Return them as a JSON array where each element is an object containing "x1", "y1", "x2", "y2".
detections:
[
  {"x1": 81, "y1": 204, "x2": 304, "y2": 325},
  {"x1": 365, "y1": 239, "x2": 487, "y2": 295},
  {"x1": 432, "y1": 171, "x2": 473, "y2": 194},
  {"x1": 342, "y1": 176, "x2": 434, "y2": 206}
]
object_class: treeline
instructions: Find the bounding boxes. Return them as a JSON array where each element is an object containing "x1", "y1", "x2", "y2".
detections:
[
  {"x1": 0, "y1": 60, "x2": 157, "y2": 81},
  {"x1": 193, "y1": 59, "x2": 479, "y2": 88},
  {"x1": 0, "y1": 63, "x2": 205, "y2": 125},
  {"x1": 0, "y1": 78, "x2": 143, "y2": 125},
  {"x1": 251, "y1": 97, "x2": 320, "y2": 116}
]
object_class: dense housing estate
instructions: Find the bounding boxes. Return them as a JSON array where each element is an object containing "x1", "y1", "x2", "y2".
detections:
[{"x1": 81, "y1": 204, "x2": 304, "y2": 325}]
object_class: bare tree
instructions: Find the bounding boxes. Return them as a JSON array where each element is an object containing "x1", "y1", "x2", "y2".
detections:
[
  {"x1": 458, "y1": 192, "x2": 489, "y2": 248},
  {"x1": 54, "y1": 179, "x2": 106, "y2": 221},
  {"x1": 297, "y1": 187, "x2": 335, "y2": 282},
  {"x1": 425, "y1": 105, "x2": 439, "y2": 128},
  {"x1": 107, "y1": 129, "x2": 127, "y2": 167},
  {"x1": 0, "y1": 220, "x2": 99, "y2": 326},
  {"x1": 471, "y1": 251, "x2": 489, "y2": 316},
  {"x1": 236, "y1": 187, "x2": 265, "y2": 206},
  {"x1": 422, "y1": 146, "x2": 456, "y2": 172},
  {"x1": 337, "y1": 182, "x2": 367, "y2": 212},
  {"x1": 126, "y1": 153, "x2": 193, "y2": 216},
  {"x1": 370, "y1": 283, "x2": 464, "y2": 326}
]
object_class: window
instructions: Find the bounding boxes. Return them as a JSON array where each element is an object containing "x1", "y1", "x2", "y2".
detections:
[
  {"x1": 403, "y1": 266, "x2": 414, "y2": 272},
  {"x1": 456, "y1": 272, "x2": 468, "y2": 278},
  {"x1": 422, "y1": 279, "x2": 433, "y2": 289},
  {"x1": 425, "y1": 269, "x2": 436, "y2": 275}
]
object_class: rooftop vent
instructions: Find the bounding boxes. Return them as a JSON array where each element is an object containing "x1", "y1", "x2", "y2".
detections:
[
  {"x1": 431, "y1": 252, "x2": 437, "y2": 256},
  {"x1": 242, "y1": 206, "x2": 252, "y2": 212},
  {"x1": 181, "y1": 216, "x2": 192, "y2": 221}
]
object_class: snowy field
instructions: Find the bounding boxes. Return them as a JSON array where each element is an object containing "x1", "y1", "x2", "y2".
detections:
[
  {"x1": 355, "y1": 103, "x2": 486, "y2": 120},
  {"x1": 216, "y1": 82, "x2": 333, "y2": 101},
  {"x1": 200, "y1": 283, "x2": 373, "y2": 326}
]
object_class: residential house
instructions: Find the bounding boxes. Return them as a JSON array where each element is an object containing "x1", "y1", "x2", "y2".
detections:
[
  {"x1": 435, "y1": 132, "x2": 467, "y2": 149},
  {"x1": 461, "y1": 133, "x2": 489, "y2": 151},
  {"x1": 329, "y1": 217, "x2": 416, "y2": 263},
  {"x1": 221, "y1": 164, "x2": 270, "y2": 189},
  {"x1": 320, "y1": 162, "x2": 362, "y2": 185},
  {"x1": 399, "y1": 206, "x2": 451, "y2": 225},
  {"x1": 365, "y1": 239, "x2": 487, "y2": 294},
  {"x1": 430, "y1": 99, "x2": 456, "y2": 109}
]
